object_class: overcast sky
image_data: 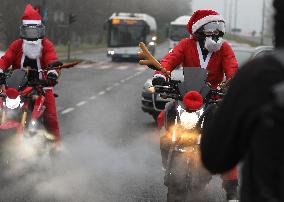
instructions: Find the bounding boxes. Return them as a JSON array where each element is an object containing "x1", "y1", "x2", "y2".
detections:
[{"x1": 192, "y1": 0, "x2": 273, "y2": 35}]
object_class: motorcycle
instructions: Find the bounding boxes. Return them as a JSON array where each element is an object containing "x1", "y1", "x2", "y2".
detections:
[
  {"x1": 138, "y1": 42, "x2": 226, "y2": 202},
  {"x1": 0, "y1": 62, "x2": 79, "y2": 166}
]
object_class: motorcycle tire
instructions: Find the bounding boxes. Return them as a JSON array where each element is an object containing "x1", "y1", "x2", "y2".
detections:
[{"x1": 166, "y1": 151, "x2": 189, "y2": 202}]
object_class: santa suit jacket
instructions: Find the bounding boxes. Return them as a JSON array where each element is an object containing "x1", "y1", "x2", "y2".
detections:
[
  {"x1": 0, "y1": 37, "x2": 58, "y2": 77},
  {"x1": 156, "y1": 38, "x2": 238, "y2": 88}
]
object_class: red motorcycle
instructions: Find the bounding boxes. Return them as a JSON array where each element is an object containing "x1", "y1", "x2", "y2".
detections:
[{"x1": 0, "y1": 62, "x2": 78, "y2": 164}]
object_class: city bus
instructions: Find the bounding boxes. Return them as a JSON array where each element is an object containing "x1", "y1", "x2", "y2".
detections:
[
  {"x1": 169, "y1": 15, "x2": 191, "y2": 50},
  {"x1": 106, "y1": 12, "x2": 157, "y2": 61}
]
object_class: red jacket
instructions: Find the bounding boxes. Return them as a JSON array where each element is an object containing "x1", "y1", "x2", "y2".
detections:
[
  {"x1": 157, "y1": 38, "x2": 238, "y2": 87},
  {"x1": 0, "y1": 37, "x2": 58, "y2": 72}
]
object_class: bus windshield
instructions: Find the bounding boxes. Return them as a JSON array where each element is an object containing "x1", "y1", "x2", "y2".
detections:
[
  {"x1": 109, "y1": 24, "x2": 147, "y2": 47},
  {"x1": 169, "y1": 25, "x2": 189, "y2": 41}
]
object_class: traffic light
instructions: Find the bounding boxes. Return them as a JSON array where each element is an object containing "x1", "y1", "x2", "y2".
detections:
[{"x1": 69, "y1": 13, "x2": 77, "y2": 25}]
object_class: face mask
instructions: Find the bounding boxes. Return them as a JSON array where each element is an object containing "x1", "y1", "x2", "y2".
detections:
[{"x1": 204, "y1": 37, "x2": 223, "y2": 52}]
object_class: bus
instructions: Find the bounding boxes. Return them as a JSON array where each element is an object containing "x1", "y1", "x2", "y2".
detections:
[
  {"x1": 169, "y1": 15, "x2": 191, "y2": 50},
  {"x1": 106, "y1": 13, "x2": 157, "y2": 61}
]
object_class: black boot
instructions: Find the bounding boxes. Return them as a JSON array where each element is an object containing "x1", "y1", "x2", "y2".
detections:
[{"x1": 223, "y1": 179, "x2": 239, "y2": 201}]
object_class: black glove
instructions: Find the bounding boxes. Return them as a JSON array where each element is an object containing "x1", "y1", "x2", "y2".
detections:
[
  {"x1": 0, "y1": 71, "x2": 5, "y2": 85},
  {"x1": 48, "y1": 61, "x2": 63, "y2": 69},
  {"x1": 152, "y1": 75, "x2": 166, "y2": 86},
  {"x1": 47, "y1": 71, "x2": 58, "y2": 86}
]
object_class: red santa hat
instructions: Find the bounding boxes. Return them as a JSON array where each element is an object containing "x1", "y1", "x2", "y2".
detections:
[
  {"x1": 187, "y1": 10, "x2": 225, "y2": 35},
  {"x1": 183, "y1": 91, "x2": 203, "y2": 111},
  {"x1": 21, "y1": 4, "x2": 42, "y2": 25}
]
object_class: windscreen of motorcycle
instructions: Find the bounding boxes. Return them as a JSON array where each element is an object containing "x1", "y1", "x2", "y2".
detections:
[
  {"x1": 6, "y1": 69, "x2": 28, "y2": 91},
  {"x1": 178, "y1": 68, "x2": 210, "y2": 98}
]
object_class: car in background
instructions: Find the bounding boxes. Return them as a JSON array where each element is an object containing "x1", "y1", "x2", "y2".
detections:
[{"x1": 141, "y1": 45, "x2": 274, "y2": 121}]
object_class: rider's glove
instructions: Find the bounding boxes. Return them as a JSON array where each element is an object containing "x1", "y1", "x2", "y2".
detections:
[
  {"x1": 0, "y1": 69, "x2": 5, "y2": 85},
  {"x1": 47, "y1": 70, "x2": 59, "y2": 86},
  {"x1": 152, "y1": 74, "x2": 166, "y2": 86}
]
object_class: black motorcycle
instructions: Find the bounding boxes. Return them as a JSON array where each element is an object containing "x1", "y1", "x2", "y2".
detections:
[{"x1": 154, "y1": 68, "x2": 225, "y2": 202}]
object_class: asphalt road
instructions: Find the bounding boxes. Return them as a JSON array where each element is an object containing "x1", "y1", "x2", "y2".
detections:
[{"x1": 0, "y1": 41, "x2": 227, "y2": 202}]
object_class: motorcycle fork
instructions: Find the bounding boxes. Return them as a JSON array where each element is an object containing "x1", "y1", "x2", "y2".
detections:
[
  {"x1": 1, "y1": 110, "x2": 6, "y2": 124},
  {"x1": 21, "y1": 110, "x2": 28, "y2": 128}
]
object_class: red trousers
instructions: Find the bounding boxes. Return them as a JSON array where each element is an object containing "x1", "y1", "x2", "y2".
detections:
[{"x1": 43, "y1": 89, "x2": 60, "y2": 142}]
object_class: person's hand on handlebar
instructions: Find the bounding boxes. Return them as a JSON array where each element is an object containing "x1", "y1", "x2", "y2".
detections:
[
  {"x1": 152, "y1": 74, "x2": 166, "y2": 86},
  {"x1": 46, "y1": 70, "x2": 59, "y2": 86}
]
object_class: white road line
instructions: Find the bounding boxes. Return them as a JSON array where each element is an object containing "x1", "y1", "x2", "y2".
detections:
[
  {"x1": 117, "y1": 65, "x2": 129, "y2": 70},
  {"x1": 98, "y1": 65, "x2": 112, "y2": 70},
  {"x1": 106, "y1": 86, "x2": 113, "y2": 91},
  {"x1": 113, "y1": 82, "x2": 120, "y2": 87},
  {"x1": 98, "y1": 91, "x2": 105, "y2": 95},
  {"x1": 96, "y1": 61, "x2": 108, "y2": 66},
  {"x1": 89, "y1": 95, "x2": 97, "y2": 100},
  {"x1": 76, "y1": 64, "x2": 94, "y2": 69},
  {"x1": 137, "y1": 67, "x2": 147, "y2": 71},
  {"x1": 61, "y1": 108, "x2": 75, "y2": 115},
  {"x1": 120, "y1": 79, "x2": 126, "y2": 83},
  {"x1": 76, "y1": 101, "x2": 87, "y2": 106}
]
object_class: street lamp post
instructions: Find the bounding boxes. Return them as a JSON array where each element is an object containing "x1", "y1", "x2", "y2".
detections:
[
  {"x1": 261, "y1": 0, "x2": 266, "y2": 45},
  {"x1": 234, "y1": 0, "x2": 238, "y2": 33}
]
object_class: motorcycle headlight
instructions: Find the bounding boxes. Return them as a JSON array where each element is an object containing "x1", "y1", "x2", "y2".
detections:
[
  {"x1": 5, "y1": 96, "x2": 22, "y2": 109},
  {"x1": 180, "y1": 112, "x2": 199, "y2": 130}
]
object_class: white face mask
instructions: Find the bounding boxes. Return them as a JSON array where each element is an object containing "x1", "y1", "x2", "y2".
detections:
[
  {"x1": 204, "y1": 37, "x2": 223, "y2": 53},
  {"x1": 22, "y1": 39, "x2": 43, "y2": 59}
]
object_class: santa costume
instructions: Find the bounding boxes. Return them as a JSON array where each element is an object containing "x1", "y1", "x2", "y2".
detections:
[
  {"x1": 0, "y1": 4, "x2": 61, "y2": 142},
  {"x1": 156, "y1": 10, "x2": 239, "y2": 201}
]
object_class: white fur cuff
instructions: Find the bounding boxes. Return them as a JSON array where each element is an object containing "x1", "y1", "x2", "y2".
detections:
[
  {"x1": 153, "y1": 74, "x2": 166, "y2": 80},
  {"x1": 47, "y1": 70, "x2": 59, "y2": 77}
]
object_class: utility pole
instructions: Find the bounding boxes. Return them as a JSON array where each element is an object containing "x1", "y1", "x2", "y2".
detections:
[
  {"x1": 234, "y1": 0, "x2": 238, "y2": 32},
  {"x1": 224, "y1": 1, "x2": 228, "y2": 22},
  {"x1": 229, "y1": 0, "x2": 234, "y2": 33},
  {"x1": 67, "y1": 13, "x2": 77, "y2": 61},
  {"x1": 261, "y1": 0, "x2": 266, "y2": 45}
]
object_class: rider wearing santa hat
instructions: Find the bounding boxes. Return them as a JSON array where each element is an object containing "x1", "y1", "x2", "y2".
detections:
[
  {"x1": 0, "y1": 4, "x2": 62, "y2": 144},
  {"x1": 155, "y1": 10, "x2": 239, "y2": 201}
]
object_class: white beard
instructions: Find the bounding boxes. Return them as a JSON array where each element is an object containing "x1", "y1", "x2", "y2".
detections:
[
  {"x1": 22, "y1": 39, "x2": 43, "y2": 59},
  {"x1": 204, "y1": 37, "x2": 223, "y2": 53}
]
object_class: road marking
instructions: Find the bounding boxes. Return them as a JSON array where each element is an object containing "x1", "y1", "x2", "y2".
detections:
[
  {"x1": 117, "y1": 65, "x2": 129, "y2": 70},
  {"x1": 137, "y1": 66, "x2": 147, "y2": 71},
  {"x1": 120, "y1": 79, "x2": 126, "y2": 83},
  {"x1": 98, "y1": 91, "x2": 105, "y2": 95},
  {"x1": 113, "y1": 82, "x2": 120, "y2": 87},
  {"x1": 76, "y1": 101, "x2": 87, "y2": 106},
  {"x1": 98, "y1": 65, "x2": 112, "y2": 70},
  {"x1": 61, "y1": 107, "x2": 74, "y2": 115},
  {"x1": 106, "y1": 86, "x2": 113, "y2": 91},
  {"x1": 89, "y1": 95, "x2": 97, "y2": 100}
]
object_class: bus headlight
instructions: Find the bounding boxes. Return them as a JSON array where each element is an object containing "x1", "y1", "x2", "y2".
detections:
[
  {"x1": 149, "y1": 41, "x2": 155, "y2": 46},
  {"x1": 152, "y1": 36, "x2": 157, "y2": 41}
]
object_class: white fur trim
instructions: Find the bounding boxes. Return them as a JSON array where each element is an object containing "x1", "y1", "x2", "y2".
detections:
[
  {"x1": 22, "y1": 20, "x2": 41, "y2": 25},
  {"x1": 0, "y1": 69, "x2": 3, "y2": 73},
  {"x1": 47, "y1": 70, "x2": 59, "y2": 77},
  {"x1": 153, "y1": 73, "x2": 166, "y2": 81},
  {"x1": 197, "y1": 42, "x2": 212, "y2": 69},
  {"x1": 192, "y1": 15, "x2": 225, "y2": 33}
]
